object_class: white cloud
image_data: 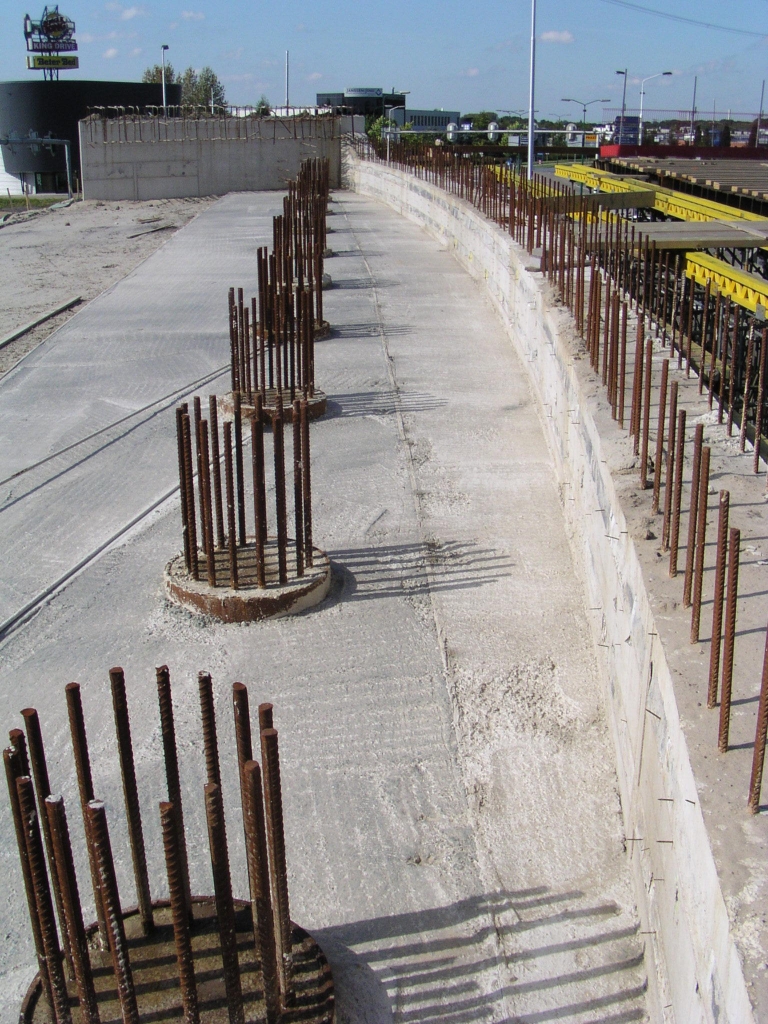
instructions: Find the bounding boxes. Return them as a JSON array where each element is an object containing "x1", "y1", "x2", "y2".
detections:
[
  {"x1": 121, "y1": 6, "x2": 141, "y2": 18},
  {"x1": 80, "y1": 32, "x2": 94, "y2": 43},
  {"x1": 130, "y1": 47, "x2": 142, "y2": 56},
  {"x1": 465, "y1": 67, "x2": 479, "y2": 77},
  {"x1": 308, "y1": 72, "x2": 322, "y2": 81},
  {"x1": 541, "y1": 30, "x2": 573, "y2": 43},
  {"x1": 169, "y1": 21, "x2": 178, "y2": 28},
  {"x1": 296, "y1": 22, "x2": 307, "y2": 31},
  {"x1": 103, "y1": 47, "x2": 118, "y2": 57},
  {"x1": 182, "y1": 10, "x2": 205, "y2": 19}
]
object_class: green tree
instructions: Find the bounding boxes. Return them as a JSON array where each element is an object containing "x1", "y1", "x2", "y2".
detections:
[
  {"x1": 254, "y1": 94, "x2": 271, "y2": 115},
  {"x1": 141, "y1": 63, "x2": 226, "y2": 109},
  {"x1": 460, "y1": 111, "x2": 498, "y2": 130},
  {"x1": 720, "y1": 122, "x2": 731, "y2": 148},
  {"x1": 179, "y1": 66, "x2": 226, "y2": 108},
  {"x1": 142, "y1": 62, "x2": 179, "y2": 85}
]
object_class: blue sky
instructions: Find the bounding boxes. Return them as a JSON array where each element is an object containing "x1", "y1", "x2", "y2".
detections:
[{"x1": 2, "y1": 0, "x2": 767, "y2": 119}]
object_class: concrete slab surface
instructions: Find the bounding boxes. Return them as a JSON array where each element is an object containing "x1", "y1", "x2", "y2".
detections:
[{"x1": 0, "y1": 191, "x2": 649, "y2": 1022}]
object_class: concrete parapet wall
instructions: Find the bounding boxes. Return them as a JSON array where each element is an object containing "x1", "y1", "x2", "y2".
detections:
[
  {"x1": 79, "y1": 115, "x2": 341, "y2": 200},
  {"x1": 348, "y1": 153, "x2": 756, "y2": 1024}
]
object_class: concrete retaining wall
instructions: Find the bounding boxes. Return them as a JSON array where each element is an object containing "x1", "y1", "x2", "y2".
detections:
[
  {"x1": 79, "y1": 116, "x2": 341, "y2": 200},
  {"x1": 348, "y1": 154, "x2": 756, "y2": 1024}
]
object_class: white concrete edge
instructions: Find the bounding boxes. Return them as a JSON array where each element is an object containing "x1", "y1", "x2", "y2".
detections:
[
  {"x1": 0, "y1": 296, "x2": 82, "y2": 351},
  {"x1": 346, "y1": 152, "x2": 755, "y2": 1024}
]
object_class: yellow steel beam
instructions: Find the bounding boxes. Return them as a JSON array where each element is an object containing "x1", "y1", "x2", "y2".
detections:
[
  {"x1": 555, "y1": 163, "x2": 767, "y2": 224},
  {"x1": 685, "y1": 252, "x2": 768, "y2": 315}
]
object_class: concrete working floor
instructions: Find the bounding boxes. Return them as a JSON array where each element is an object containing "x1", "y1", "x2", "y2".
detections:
[{"x1": 0, "y1": 191, "x2": 649, "y2": 1023}]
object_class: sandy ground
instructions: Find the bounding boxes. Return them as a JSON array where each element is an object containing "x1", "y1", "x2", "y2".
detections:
[
  {"x1": 0, "y1": 196, "x2": 216, "y2": 375},
  {"x1": 0, "y1": 191, "x2": 649, "y2": 1023}
]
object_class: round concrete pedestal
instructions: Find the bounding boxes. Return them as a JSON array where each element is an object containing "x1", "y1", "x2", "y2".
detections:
[
  {"x1": 21, "y1": 898, "x2": 334, "y2": 1024},
  {"x1": 219, "y1": 388, "x2": 327, "y2": 422},
  {"x1": 165, "y1": 540, "x2": 331, "y2": 622}
]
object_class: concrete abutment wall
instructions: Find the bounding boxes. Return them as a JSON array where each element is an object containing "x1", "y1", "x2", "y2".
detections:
[{"x1": 347, "y1": 153, "x2": 755, "y2": 1024}]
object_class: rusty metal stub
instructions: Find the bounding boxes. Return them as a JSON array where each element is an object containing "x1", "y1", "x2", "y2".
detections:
[
  {"x1": 314, "y1": 319, "x2": 331, "y2": 340},
  {"x1": 21, "y1": 899, "x2": 335, "y2": 1024},
  {"x1": 165, "y1": 541, "x2": 331, "y2": 622},
  {"x1": 218, "y1": 390, "x2": 327, "y2": 423}
]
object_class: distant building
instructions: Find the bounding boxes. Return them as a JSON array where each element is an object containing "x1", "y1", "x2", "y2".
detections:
[
  {"x1": 316, "y1": 88, "x2": 405, "y2": 120},
  {"x1": 390, "y1": 108, "x2": 460, "y2": 131},
  {"x1": 613, "y1": 114, "x2": 640, "y2": 145}
]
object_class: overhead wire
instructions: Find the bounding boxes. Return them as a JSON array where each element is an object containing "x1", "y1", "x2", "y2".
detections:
[{"x1": 597, "y1": 0, "x2": 766, "y2": 37}]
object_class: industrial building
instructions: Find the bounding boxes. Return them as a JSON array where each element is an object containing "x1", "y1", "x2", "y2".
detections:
[
  {"x1": 0, "y1": 79, "x2": 180, "y2": 193},
  {"x1": 390, "y1": 107, "x2": 460, "y2": 130},
  {"x1": 316, "y1": 87, "x2": 406, "y2": 119}
]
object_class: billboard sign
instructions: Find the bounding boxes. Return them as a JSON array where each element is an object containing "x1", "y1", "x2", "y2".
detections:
[
  {"x1": 24, "y1": 7, "x2": 78, "y2": 58},
  {"x1": 27, "y1": 54, "x2": 78, "y2": 68},
  {"x1": 344, "y1": 88, "x2": 383, "y2": 98}
]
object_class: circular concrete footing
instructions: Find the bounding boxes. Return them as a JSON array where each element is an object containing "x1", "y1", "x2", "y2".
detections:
[
  {"x1": 21, "y1": 898, "x2": 334, "y2": 1024},
  {"x1": 219, "y1": 389, "x2": 327, "y2": 422},
  {"x1": 315, "y1": 318, "x2": 331, "y2": 339},
  {"x1": 165, "y1": 540, "x2": 331, "y2": 622}
]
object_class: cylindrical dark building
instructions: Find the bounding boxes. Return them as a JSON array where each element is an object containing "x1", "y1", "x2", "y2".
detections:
[{"x1": 0, "y1": 80, "x2": 182, "y2": 192}]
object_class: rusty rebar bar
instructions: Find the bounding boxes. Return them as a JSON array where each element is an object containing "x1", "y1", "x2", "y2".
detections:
[
  {"x1": 754, "y1": 329, "x2": 767, "y2": 474},
  {"x1": 273, "y1": 401, "x2": 288, "y2": 585},
  {"x1": 250, "y1": 406, "x2": 266, "y2": 589},
  {"x1": 718, "y1": 528, "x2": 741, "y2": 753},
  {"x1": 86, "y1": 800, "x2": 140, "y2": 1024},
  {"x1": 260, "y1": 727, "x2": 293, "y2": 1005},
  {"x1": 707, "y1": 491, "x2": 730, "y2": 708},
  {"x1": 45, "y1": 795, "x2": 100, "y2": 1024},
  {"x1": 177, "y1": 407, "x2": 191, "y2": 572},
  {"x1": 209, "y1": 397, "x2": 226, "y2": 549},
  {"x1": 65, "y1": 682, "x2": 108, "y2": 947},
  {"x1": 198, "y1": 672, "x2": 221, "y2": 789},
  {"x1": 156, "y1": 666, "x2": 192, "y2": 923},
  {"x1": 301, "y1": 399, "x2": 313, "y2": 567},
  {"x1": 4, "y1": 747, "x2": 52, "y2": 1012},
  {"x1": 242, "y1": 760, "x2": 280, "y2": 1024},
  {"x1": 204, "y1": 782, "x2": 245, "y2": 1024},
  {"x1": 640, "y1": 335, "x2": 653, "y2": 489},
  {"x1": 618, "y1": 301, "x2": 628, "y2": 428},
  {"x1": 669, "y1": 409, "x2": 686, "y2": 577},
  {"x1": 182, "y1": 414, "x2": 199, "y2": 580},
  {"x1": 20, "y1": 707, "x2": 74, "y2": 980},
  {"x1": 159, "y1": 801, "x2": 199, "y2": 1024},
  {"x1": 292, "y1": 400, "x2": 305, "y2": 577},
  {"x1": 690, "y1": 446, "x2": 711, "y2": 644},
  {"x1": 17, "y1": 775, "x2": 72, "y2": 1024},
  {"x1": 683, "y1": 423, "x2": 704, "y2": 608},
  {"x1": 233, "y1": 392, "x2": 247, "y2": 546},
  {"x1": 200, "y1": 420, "x2": 216, "y2": 588},
  {"x1": 652, "y1": 359, "x2": 669, "y2": 514},
  {"x1": 748, "y1": 626, "x2": 768, "y2": 813},
  {"x1": 662, "y1": 381, "x2": 678, "y2": 550},
  {"x1": 223, "y1": 420, "x2": 239, "y2": 590},
  {"x1": 109, "y1": 667, "x2": 154, "y2": 936}
]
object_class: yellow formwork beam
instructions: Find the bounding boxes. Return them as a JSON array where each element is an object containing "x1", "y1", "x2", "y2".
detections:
[
  {"x1": 555, "y1": 164, "x2": 767, "y2": 224},
  {"x1": 685, "y1": 252, "x2": 768, "y2": 315}
]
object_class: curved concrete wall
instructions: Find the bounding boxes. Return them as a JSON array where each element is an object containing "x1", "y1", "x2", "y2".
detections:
[{"x1": 347, "y1": 153, "x2": 755, "y2": 1024}]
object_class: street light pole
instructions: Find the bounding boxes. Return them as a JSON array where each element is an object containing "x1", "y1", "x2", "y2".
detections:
[
  {"x1": 758, "y1": 79, "x2": 765, "y2": 147},
  {"x1": 527, "y1": 0, "x2": 536, "y2": 179},
  {"x1": 161, "y1": 44, "x2": 169, "y2": 111},
  {"x1": 561, "y1": 97, "x2": 610, "y2": 133},
  {"x1": 639, "y1": 71, "x2": 672, "y2": 144},
  {"x1": 385, "y1": 105, "x2": 406, "y2": 164},
  {"x1": 616, "y1": 69, "x2": 627, "y2": 146}
]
